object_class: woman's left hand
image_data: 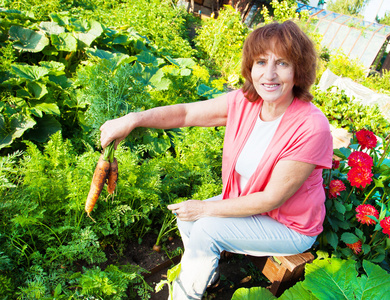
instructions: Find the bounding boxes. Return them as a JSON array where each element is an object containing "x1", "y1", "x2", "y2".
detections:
[{"x1": 167, "y1": 200, "x2": 206, "y2": 221}]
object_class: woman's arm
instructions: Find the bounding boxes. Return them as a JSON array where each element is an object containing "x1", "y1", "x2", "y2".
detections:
[
  {"x1": 167, "y1": 160, "x2": 316, "y2": 220},
  {"x1": 100, "y1": 93, "x2": 228, "y2": 149}
]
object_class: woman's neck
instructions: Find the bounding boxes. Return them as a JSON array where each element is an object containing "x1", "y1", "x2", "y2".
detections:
[{"x1": 260, "y1": 97, "x2": 294, "y2": 122}]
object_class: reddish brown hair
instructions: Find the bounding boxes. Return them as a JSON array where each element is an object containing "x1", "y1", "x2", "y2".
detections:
[{"x1": 241, "y1": 20, "x2": 317, "y2": 102}]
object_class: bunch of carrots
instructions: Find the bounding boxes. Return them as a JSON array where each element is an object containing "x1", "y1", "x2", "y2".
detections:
[{"x1": 85, "y1": 141, "x2": 118, "y2": 221}]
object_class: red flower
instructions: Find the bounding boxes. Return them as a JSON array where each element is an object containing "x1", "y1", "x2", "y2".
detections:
[
  {"x1": 332, "y1": 159, "x2": 340, "y2": 169},
  {"x1": 347, "y1": 167, "x2": 373, "y2": 188},
  {"x1": 348, "y1": 151, "x2": 373, "y2": 169},
  {"x1": 356, "y1": 129, "x2": 377, "y2": 150},
  {"x1": 346, "y1": 240, "x2": 362, "y2": 255},
  {"x1": 328, "y1": 179, "x2": 346, "y2": 198},
  {"x1": 356, "y1": 204, "x2": 379, "y2": 225},
  {"x1": 380, "y1": 216, "x2": 390, "y2": 238}
]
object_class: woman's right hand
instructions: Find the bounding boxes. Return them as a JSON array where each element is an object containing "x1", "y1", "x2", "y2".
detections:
[{"x1": 100, "y1": 113, "x2": 134, "y2": 149}]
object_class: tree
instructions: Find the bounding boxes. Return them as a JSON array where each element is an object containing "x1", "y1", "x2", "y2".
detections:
[
  {"x1": 326, "y1": 0, "x2": 371, "y2": 17},
  {"x1": 378, "y1": 11, "x2": 390, "y2": 26}
]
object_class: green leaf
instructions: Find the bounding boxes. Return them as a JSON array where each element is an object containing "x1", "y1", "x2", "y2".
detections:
[
  {"x1": 303, "y1": 258, "x2": 357, "y2": 299},
  {"x1": 39, "y1": 21, "x2": 65, "y2": 35},
  {"x1": 24, "y1": 115, "x2": 61, "y2": 143},
  {"x1": 180, "y1": 68, "x2": 192, "y2": 76},
  {"x1": 361, "y1": 244, "x2": 370, "y2": 254},
  {"x1": 0, "y1": 113, "x2": 36, "y2": 149},
  {"x1": 167, "y1": 263, "x2": 181, "y2": 283},
  {"x1": 155, "y1": 280, "x2": 168, "y2": 293},
  {"x1": 40, "y1": 61, "x2": 66, "y2": 74},
  {"x1": 9, "y1": 26, "x2": 50, "y2": 52},
  {"x1": 164, "y1": 56, "x2": 196, "y2": 68},
  {"x1": 340, "y1": 232, "x2": 359, "y2": 244},
  {"x1": 334, "y1": 200, "x2": 346, "y2": 214},
  {"x1": 136, "y1": 50, "x2": 159, "y2": 66},
  {"x1": 326, "y1": 230, "x2": 339, "y2": 250},
  {"x1": 74, "y1": 20, "x2": 103, "y2": 47},
  {"x1": 231, "y1": 287, "x2": 276, "y2": 300},
  {"x1": 11, "y1": 64, "x2": 49, "y2": 81},
  {"x1": 353, "y1": 260, "x2": 390, "y2": 299},
  {"x1": 51, "y1": 32, "x2": 78, "y2": 52},
  {"x1": 149, "y1": 69, "x2": 171, "y2": 90},
  {"x1": 86, "y1": 48, "x2": 135, "y2": 69},
  {"x1": 53, "y1": 283, "x2": 62, "y2": 296},
  {"x1": 333, "y1": 147, "x2": 351, "y2": 160},
  {"x1": 27, "y1": 81, "x2": 48, "y2": 99},
  {"x1": 355, "y1": 228, "x2": 364, "y2": 240},
  {"x1": 30, "y1": 102, "x2": 60, "y2": 117},
  {"x1": 279, "y1": 281, "x2": 317, "y2": 300},
  {"x1": 197, "y1": 84, "x2": 225, "y2": 99}
]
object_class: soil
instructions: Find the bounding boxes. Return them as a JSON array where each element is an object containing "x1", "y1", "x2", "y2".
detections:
[{"x1": 105, "y1": 232, "x2": 271, "y2": 300}]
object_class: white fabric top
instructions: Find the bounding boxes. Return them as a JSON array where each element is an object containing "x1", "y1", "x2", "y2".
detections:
[{"x1": 235, "y1": 114, "x2": 283, "y2": 190}]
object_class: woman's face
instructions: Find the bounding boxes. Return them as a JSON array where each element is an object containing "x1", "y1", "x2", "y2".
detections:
[{"x1": 251, "y1": 50, "x2": 295, "y2": 106}]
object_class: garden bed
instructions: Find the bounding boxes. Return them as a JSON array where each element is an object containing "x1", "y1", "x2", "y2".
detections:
[{"x1": 110, "y1": 232, "x2": 271, "y2": 299}]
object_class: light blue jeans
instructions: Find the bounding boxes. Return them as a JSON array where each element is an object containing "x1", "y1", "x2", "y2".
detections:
[{"x1": 171, "y1": 196, "x2": 317, "y2": 300}]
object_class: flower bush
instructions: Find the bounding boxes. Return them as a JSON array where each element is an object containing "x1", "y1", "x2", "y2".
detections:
[{"x1": 319, "y1": 129, "x2": 390, "y2": 272}]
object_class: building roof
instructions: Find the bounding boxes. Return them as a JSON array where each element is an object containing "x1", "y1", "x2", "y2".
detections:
[{"x1": 297, "y1": 2, "x2": 390, "y2": 70}]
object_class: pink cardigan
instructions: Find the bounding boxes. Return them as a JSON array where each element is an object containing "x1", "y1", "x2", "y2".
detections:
[{"x1": 221, "y1": 89, "x2": 333, "y2": 236}]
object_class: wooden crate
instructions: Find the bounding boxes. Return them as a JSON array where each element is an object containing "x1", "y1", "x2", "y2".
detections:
[{"x1": 248, "y1": 252, "x2": 315, "y2": 296}]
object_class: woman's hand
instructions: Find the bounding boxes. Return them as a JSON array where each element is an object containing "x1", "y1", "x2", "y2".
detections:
[
  {"x1": 100, "y1": 114, "x2": 134, "y2": 149},
  {"x1": 167, "y1": 200, "x2": 207, "y2": 221}
]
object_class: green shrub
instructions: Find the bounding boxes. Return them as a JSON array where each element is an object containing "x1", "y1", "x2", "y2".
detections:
[
  {"x1": 312, "y1": 86, "x2": 390, "y2": 135},
  {"x1": 194, "y1": 5, "x2": 249, "y2": 87}
]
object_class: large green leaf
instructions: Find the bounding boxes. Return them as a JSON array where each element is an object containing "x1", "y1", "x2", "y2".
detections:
[
  {"x1": 136, "y1": 50, "x2": 160, "y2": 67},
  {"x1": 74, "y1": 20, "x2": 103, "y2": 48},
  {"x1": 279, "y1": 282, "x2": 317, "y2": 300},
  {"x1": 197, "y1": 84, "x2": 225, "y2": 99},
  {"x1": 9, "y1": 26, "x2": 50, "y2": 52},
  {"x1": 30, "y1": 102, "x2": 60, "y2": 117},
  {"x1": 354, "y1": 260, "x2": 390, "y2": 299},
  {"x1": 164, "y1": 56, "x2": 196, "y2": 68},
  {"x1": 51, "y1": 32, "x2": 77, "y2": 52},
  {"x1": 39, "y1": 21, "x2": 65, "y2": 35},
  {"x1": 340, "y1": 232, "x2": 359, "y2": 244},
  {"x1": 231, "y1": 287, "x2": 276, "y2": 300},
  {"x1": 27, "y1": 81, "x2": 48, "y2": 99},
  {"x1": 303, "y1": 258, "x2": 357, "y2": 299},
  {"x1": 11, "y1": 64, "x2": 49, "y2": 81},
  {"x1": 86, "y1": 48, "x2": 136, "y2": 70},
  {"x1": 149, "y1": 69, "x2": 171, "y2": 91},
  {"x1": 333, "y1": 147, "x2": 351, "y2": 160},
  {"x1": 39, "y1": 61, "x2": 66, "y2": 74},
  {"x1": 0, "y1": 113, "x2": 36, "y2": 149},
  {"x1": 49, "y1": 13, "x2": 70, "y2": 26},
  {"x1": 24, "y1": 115, "x2": 61, "y2": 143}
]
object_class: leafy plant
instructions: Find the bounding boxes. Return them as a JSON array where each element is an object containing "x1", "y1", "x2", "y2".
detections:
[
  {"x1": 194, "y1": 5, "x2": 249, "y2": 86},
  {"x1": 153, "y1": 213, "x2": 177, "y2": 252},
  {"x1": 319, "y1": 128, "x2": 390, "y2": 270},
  {"x1": 78, "y1": 264, "x2": 152, "y2": 300},
  {"x1": 231, "y1": 257, "x2": 390, "y2": 299},
  {"x1": 155, "y1": 262, "x2": 181, "y2": 300},
  {"x1": 312, "y1": 87, "x2": 390, "y2": 136}
]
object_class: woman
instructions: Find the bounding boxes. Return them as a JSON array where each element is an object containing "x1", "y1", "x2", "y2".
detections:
[{"x1": 100, "y1": 21, "x2": 333, "y2": 299}]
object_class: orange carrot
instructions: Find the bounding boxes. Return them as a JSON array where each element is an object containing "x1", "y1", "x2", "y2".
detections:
[
  {"x1": 85, "y1": 154, "x2": 110, "y2": 221},
  {"x1": 107, "y1": 157, "x2": 118, "y2": 195}
]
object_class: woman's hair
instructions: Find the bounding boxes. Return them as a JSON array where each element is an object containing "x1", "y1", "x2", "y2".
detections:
[{"x1": 241, "y1": 20, "x2": 317, "y2": 102}]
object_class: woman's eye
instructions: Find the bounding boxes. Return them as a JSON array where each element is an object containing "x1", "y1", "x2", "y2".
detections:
[
  {"x1": 256, "y1": 60, "x2": 266, "y2": 66},
  {"x1": 278, "y1": 61, "x2": 288, "y2": 66}
]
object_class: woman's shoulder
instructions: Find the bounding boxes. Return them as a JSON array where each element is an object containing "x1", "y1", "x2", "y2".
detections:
[{"x1": 288, "y1": 99, "x2": 330, "y2": 132}]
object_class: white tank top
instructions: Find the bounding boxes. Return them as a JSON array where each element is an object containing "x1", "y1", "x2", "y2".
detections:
[{"x1": 235, "y1": 114, "x2": 283, "y2": 190}]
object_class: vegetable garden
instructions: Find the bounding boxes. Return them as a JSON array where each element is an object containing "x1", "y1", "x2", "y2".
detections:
[{"x1": 1, "y1": 0, "x2": 390, "y2": 299}]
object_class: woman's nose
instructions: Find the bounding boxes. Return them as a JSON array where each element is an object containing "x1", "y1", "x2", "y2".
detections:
[{"x1": 264, "y1": 63, "x2": 276, "y2": 80}]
